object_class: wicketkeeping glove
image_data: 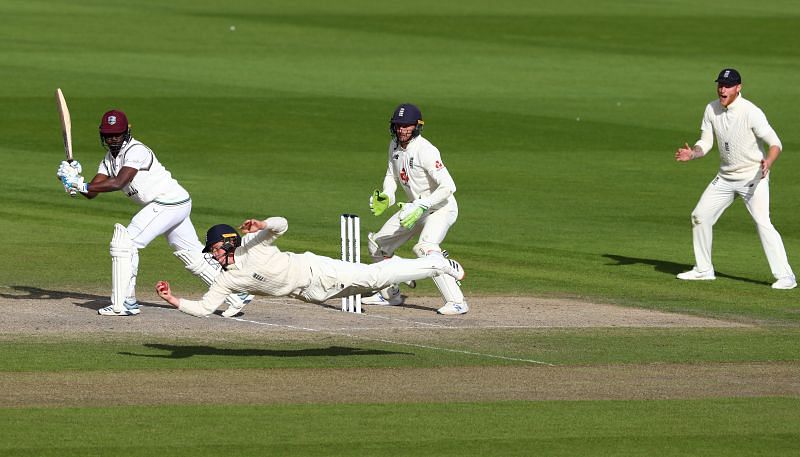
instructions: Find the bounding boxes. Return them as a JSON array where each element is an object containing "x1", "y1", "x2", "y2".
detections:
[
  {"x1": 369, "y1": 189, "x2": 390, "y2": 216},
  {"x1": 397, "y1": 200, "x2": 429, "y2": 229}
]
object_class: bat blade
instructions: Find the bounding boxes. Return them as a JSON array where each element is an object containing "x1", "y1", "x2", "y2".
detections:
[{"x1": 55, "y1": 88, "x2": 74, "y2": 162}]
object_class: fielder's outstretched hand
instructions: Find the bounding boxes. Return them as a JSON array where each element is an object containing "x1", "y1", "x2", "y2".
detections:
[
  {"x1": 239, "y1": 218, "x2": 266, "y2": 234},
  {"x1": 155, "y1": 281, "x2": 179, "y2": 308}
]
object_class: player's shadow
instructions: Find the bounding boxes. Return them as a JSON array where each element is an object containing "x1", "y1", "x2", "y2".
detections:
[
  {"x1": 602, "y1": 254, "x2": 769, "y2": 286},
  {"x1": 120, "y1": 343, "x2": 410, "y2": 359},
  {"x1": 0, "y1": 285, "x2": 173, "y2": 311}
]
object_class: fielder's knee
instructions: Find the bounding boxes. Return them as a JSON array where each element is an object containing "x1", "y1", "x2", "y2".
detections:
[
  {"x1": 368, "y1": 232, "x2": 393, "y2": 260},
  {"x1": 412, "y1": 241, "x2": 441, "y2": 258}
]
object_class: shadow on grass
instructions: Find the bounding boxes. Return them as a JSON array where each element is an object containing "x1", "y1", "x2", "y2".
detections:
[
  {"x1": 0, "y1": 285, "x2": 172, "y2": 310},
  {"x1": 121, "y1": 343, "x2": 410, "y2": 358},
  {"x1": 602, "y1": 254, "x2": 769, "y2": 286}
]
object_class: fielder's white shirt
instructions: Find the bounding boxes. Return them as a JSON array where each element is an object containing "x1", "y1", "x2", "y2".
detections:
[
  {"x1": 694, "y1": 95, "x2": 782, "y2": 181},
  {"x1": 97, "y1": 137, "x2": 191, "y2": 205},
  {"x1": 382, "y1": 135, "x2": 457, "y2": 210},
  {"x1": 178, "y1": 217, "x2": 315, "y2": 317}
]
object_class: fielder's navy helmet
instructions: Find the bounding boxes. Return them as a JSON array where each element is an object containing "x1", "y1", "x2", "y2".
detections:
[
  {"x1": 203, "y1": 224, "x2": 241, "y2": 253},
  {"x1": 389, "y1": 103, "x2": 424, "y2": 140}
]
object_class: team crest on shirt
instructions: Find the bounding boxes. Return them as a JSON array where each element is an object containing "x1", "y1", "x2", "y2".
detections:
[{"x1": 435, "y1": 160, "x2": 444, "y2": 170}]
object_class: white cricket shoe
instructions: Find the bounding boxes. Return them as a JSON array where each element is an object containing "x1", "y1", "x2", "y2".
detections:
[
  {"x1": 676, "y1": 268, "x2": 715, "y2": 281},
  {"x1": 437, "y1": 302, "x2": 469, "y2": 315},
  {"x1": 772, "y1": 276, "x2": 797, "y2": 290},
  {"x1": 222, "y1": 292, "x2": 254, "y2": 317},
  {"x1": 98, "y1": 300, "x2": 141, "y2": 316},
  {"x1": 362, "y1": 285, "x2": 403, "y2": 306}
]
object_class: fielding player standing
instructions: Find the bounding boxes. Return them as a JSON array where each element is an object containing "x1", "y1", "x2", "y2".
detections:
[
  {"x1": 675, "y1": 68, "x2": 796, "y2": 289},
  {"x1": 57, "y1": 109, "x2": 252, "y2": 316},
  {"x1": 154, "y1": 217, "x2": 465, "y2": 317},
  {"x1": 365, "y1": 103, "x2": 468, "y2": 315}
]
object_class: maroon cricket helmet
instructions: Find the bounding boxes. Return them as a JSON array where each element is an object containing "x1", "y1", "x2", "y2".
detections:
[{"x1": 99, "y1": 110, "x2": 129, "y2": 135}]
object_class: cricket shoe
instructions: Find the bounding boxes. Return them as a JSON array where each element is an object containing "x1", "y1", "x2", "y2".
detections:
[
  {"x1": 437, "y1": 301, "x2": 469, "y2": 315},
  {"x1": 98, "y1": 299, "x2": 141, "y2": 316},
  {"x1": 772, "y1": 275, "x2": 797, "y2": 290},
  {"x1": 361, "y1": 285, "x2": 403, "y2": 306},
  {"x1": 676, "y1": 268, "x2": 715, "y2": 281},
  {"x1": 222, "y1": 292, "x2": 254, "y2": 317}
]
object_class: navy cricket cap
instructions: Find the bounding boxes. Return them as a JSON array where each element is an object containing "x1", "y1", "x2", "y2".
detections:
[
  {"x1": 202, "y1": 224, "x2": 240, "y2": 252},
  {"x1": 715, "y1": 68, "x2": 741, "y2": 85}
]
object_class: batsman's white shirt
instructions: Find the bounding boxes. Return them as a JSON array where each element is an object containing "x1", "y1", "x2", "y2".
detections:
[
  {"x1": 382, "y1": 135, "x2": 457, "y2": 210},
  {"x1": 97, "y1": 137, "x2": 191, "y2": 205},
  {"x1": 694, "y1": 95, "x2": 782, "y2": 181}
]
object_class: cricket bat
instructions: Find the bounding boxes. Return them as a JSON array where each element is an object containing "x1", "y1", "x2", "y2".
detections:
[{"x1": 55, "y1": 88, "x2": 74, "y2": 163}]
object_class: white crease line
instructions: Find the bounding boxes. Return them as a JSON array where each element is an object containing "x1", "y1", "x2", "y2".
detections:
[{"x1": 229, "y1": 316, "x2": 553, "y2": 366}]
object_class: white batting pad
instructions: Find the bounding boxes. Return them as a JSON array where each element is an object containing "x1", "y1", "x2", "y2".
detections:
[
  {"x1": 109, "y1": 224, "x2": 134, "y2": 313},
  {"x1": 173, "y1": 250, "x2": 222, "y2": 285},
  {"x1": 432, "y1": 274, "x2": 465, "y2": 304}
]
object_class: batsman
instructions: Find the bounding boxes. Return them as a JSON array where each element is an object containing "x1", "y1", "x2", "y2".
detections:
[
  {"x1": 56, "y1": 109, "x2": 252, "y2": 316},
  {"x1": 366, "y1": 103, "x2": 468, "y2": 315}
]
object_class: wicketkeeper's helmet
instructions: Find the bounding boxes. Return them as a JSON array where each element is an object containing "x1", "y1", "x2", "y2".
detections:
[{"x1": 389, "y1": 103, "x2": 424, "y2": 141}]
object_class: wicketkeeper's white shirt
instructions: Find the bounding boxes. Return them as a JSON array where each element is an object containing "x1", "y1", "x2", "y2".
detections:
[
  {"x1": 381, "y1": 135, "x2": 457, "y2": 210},
  {"x1": 98, "y1": 137, "x2": 191, "y2": 205},
  {"x1": 695, "y1": 95, "x2": 782, "y2": 181}
]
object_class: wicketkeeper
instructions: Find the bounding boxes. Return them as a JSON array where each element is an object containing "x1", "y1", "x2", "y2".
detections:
[
  {"x1": 155, "y1": 217, "x2": 465, "y2": 317},
  {"x1": 365, "y1": 103, "x2": 468, "y2": 315}
]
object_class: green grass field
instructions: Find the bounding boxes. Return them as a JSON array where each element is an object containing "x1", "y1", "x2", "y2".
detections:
[{"x1": 2, "y1": 0, "x2": 800, "y2": 455}]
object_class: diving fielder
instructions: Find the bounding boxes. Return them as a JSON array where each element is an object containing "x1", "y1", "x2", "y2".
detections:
[
  {"x1": 366, "y1": 103, "x2": 468, "y2": 315},
  {"x1": 155, "y1": 217, "x2": 465, "y2": 317},
  {"x1": 57, "y1": 109, "x2": 252, "y2": 316}
]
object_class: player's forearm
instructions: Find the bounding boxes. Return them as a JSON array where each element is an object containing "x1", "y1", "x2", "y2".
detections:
[
  {"x1": 382, "y1": 175, "x2": 397, "y2": 206},
  {"x1": 176, "y1": 298, "x2": 217, "y2": 317},
  {"x1": 765, "y1": 145, "x2": 782, "y2": 164},
  {"x1": 689, "y1": 145, "x2": 706, "y2": 159}
]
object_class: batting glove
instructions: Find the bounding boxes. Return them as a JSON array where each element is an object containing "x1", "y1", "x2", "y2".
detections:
[
  {"x1": 64, "y1": 175, "x2": 88, "y2": 195},
  {"x1": 369, "y1": 189, "x2": 390, "y2": 216},
  {"x1": 57, "y1": 160, "x2": 82, "y2": 179}
]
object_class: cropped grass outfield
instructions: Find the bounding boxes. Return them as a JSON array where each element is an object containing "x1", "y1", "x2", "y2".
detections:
[{"x1": 1, "y1": 0, "x2": 799, "y2": 455}]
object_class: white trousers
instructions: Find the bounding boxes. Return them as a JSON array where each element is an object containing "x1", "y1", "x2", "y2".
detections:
[
  {"x1": 122, "y1": 200, "x2": 204, "y2": 299},
  {"x1": 368, "y1": 200, "x2": 464, "y2": 303},
  {"x1": 300, "y1": 255, "x2": 447, "y2": 303},
  {"x1": 690, "y1": 174, "x2": 793, "y2": 279}
]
